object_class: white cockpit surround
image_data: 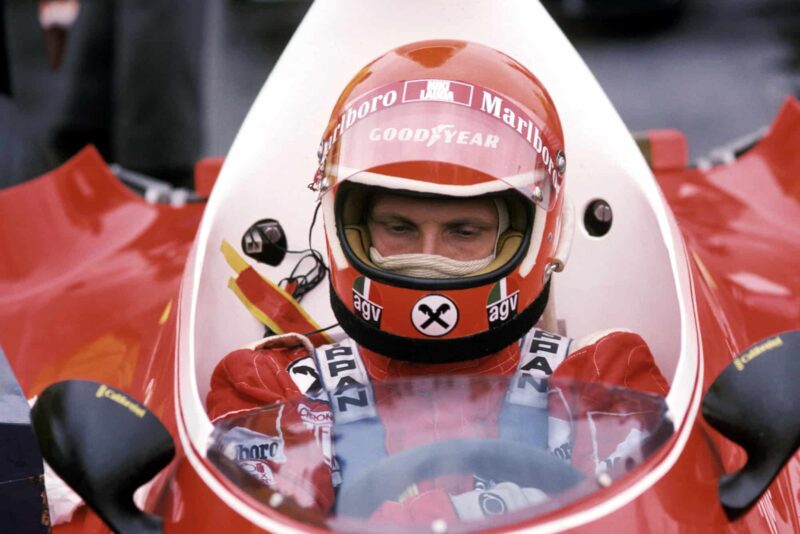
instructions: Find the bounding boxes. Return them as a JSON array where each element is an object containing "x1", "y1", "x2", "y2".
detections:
[{"x1": 175, "y1": 1, "x2": 700, "y2": 531}]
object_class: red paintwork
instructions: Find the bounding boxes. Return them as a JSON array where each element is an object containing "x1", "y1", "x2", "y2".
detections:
[
  {"x1": 646, "y1": 129, "x2": 689, "y2": 171},
  {"x1": 1, "y1": 95, "x2": 799, "y2": 532},
  {"x1": 194, "y1": 157, "x2": 224, "y2": 198},
  {"x1": 0, "y1": 146, "x2": 204, "y2": 398},
  {"x1": 0, "y1": 146, "x2": 203, "y2": 532}
]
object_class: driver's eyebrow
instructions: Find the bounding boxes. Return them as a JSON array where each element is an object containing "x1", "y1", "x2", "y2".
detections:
[
  {"x1": 368, "y1": 212, "x2": 416, "y2": 225},
  {"x1": 444, "y1": 217, "x2": 496, "y2": 228}
]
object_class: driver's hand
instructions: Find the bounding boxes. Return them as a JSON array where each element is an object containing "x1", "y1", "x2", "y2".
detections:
[{"x1": 449, "y1": 482, "x2": 548, "y2": 521}]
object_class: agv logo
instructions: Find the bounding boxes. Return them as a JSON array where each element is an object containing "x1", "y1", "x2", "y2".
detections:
[
  {"x1": 352, "y1": 276, "x2": 383, "y2": 327},
  {"x1": 486, "y1": 278, "x2": 519, "y2": 327}
]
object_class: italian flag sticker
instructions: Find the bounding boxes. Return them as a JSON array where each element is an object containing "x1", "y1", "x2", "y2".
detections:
[{"x1": 486, "y1": 278, "x2": 519, "y2": 327}]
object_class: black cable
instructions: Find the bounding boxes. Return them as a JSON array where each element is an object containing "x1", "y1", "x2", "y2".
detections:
[
  {"x1": 301, "y1": 323, "x2": 340, "y2": 338},
  {"x1": 276, "y1": 201, "x2": 329, "y2": 302}
]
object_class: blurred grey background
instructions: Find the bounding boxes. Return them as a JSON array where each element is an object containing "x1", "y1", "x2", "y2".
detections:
[{"x1": 3, "y1": 0, "x2": 799, "y2": 188}]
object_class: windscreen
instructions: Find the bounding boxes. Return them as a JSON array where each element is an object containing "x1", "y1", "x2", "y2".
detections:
[{"x1": 207, "y1": 374, "x2": 672, "y2": 533}]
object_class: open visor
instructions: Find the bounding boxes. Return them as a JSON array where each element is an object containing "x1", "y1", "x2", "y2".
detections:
[{"x1": 317, "y1": 80, "x2": 564, "y2": 211}]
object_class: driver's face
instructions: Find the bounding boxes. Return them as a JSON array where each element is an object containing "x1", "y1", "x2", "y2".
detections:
[{"x1": 367, "y1": 193, "x2": 498, "y2": 260}]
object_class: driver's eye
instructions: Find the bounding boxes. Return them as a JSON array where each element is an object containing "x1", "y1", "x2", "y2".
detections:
[
  {"x1": 454, "y1": 227, "x2": 478, "y2": 237},
  {"x1": 385, "y1": 222, "x2": 415, "y2": 234},
  {"x1": 449, "y1": 225, "x2": 486, "y2": 239}
]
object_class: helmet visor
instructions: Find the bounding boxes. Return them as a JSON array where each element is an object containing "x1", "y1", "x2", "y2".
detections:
[{"x1": 318, "y1": 80, "x2": 563, "y2": 211}]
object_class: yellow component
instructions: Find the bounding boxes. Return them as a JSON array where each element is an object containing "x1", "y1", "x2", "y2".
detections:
[
  {"x1": 258, "y1": 272, "x2": 335, "y2": 344},
  {"x1": 95, "y1": 384, "x2": 146, "y2": 418},
  {"x1": 227, "y1": 278, "x2": 286, "y2": 336},
  {"x1": 733, "y1": 336, "x2": 783, "y2": 371},
  {"x1": 159, "y1": 300, "x2": 173, "y2": 325},
  {"x1": 221, "y1": 240, "x2": 249, "y2": 274},
  {"x1": 221, "y1": 239, "x2": 334, "y2": 344},
  {"x1": 691, "y1": 251, "x2": 717, "y2": 291}
]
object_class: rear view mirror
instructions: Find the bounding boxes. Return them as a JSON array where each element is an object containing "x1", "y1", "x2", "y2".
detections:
[
  {"x1": 30, "y1": 380, "x2": 175, "y2": 534},
  {"x1": 702, "y1": 331, "x2": 800, "y2": 518}
]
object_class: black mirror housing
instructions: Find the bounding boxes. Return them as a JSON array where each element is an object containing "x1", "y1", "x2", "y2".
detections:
[
  {"x1": 702, "y1": 330, "x2": 800, "y2": 518},
  {"x1": 30, "y1": 380, "x2": 175, "y2": 534}
]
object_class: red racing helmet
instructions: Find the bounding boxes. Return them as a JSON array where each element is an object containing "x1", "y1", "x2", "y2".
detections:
[{"x1": 314, "y1": 40, "x2": 568, "y2": 363}]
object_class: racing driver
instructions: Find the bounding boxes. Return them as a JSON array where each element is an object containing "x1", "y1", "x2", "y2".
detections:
[{"x1": 207, "y1": 40, "x2": 669, "y2": 522}]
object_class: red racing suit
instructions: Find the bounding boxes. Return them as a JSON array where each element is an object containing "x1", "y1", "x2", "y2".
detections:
[{"x1": 206, "y1": 328, "x2": 669, "y2": 521}]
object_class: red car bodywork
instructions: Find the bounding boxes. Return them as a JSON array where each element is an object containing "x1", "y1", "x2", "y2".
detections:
[{"x1": 1, "y1": 98, "x2": 799, "y2": 532}]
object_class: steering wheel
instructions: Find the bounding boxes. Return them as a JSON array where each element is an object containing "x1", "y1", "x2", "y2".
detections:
[{"x1": 335, "y1": 438, "x2": 585, "y2": 518}]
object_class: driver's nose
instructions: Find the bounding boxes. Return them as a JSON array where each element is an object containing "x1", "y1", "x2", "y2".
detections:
[{"x1": 419, "y1": 226, "x2": 443, "y2": 256}]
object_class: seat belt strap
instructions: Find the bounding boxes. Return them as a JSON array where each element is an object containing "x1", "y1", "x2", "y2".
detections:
[
  {"x1": 498, "y1": 328, "x2": 572, "y2": 449},
  {"x1": 313, "y1": 339, "x2": 388, "y2": 489}
]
